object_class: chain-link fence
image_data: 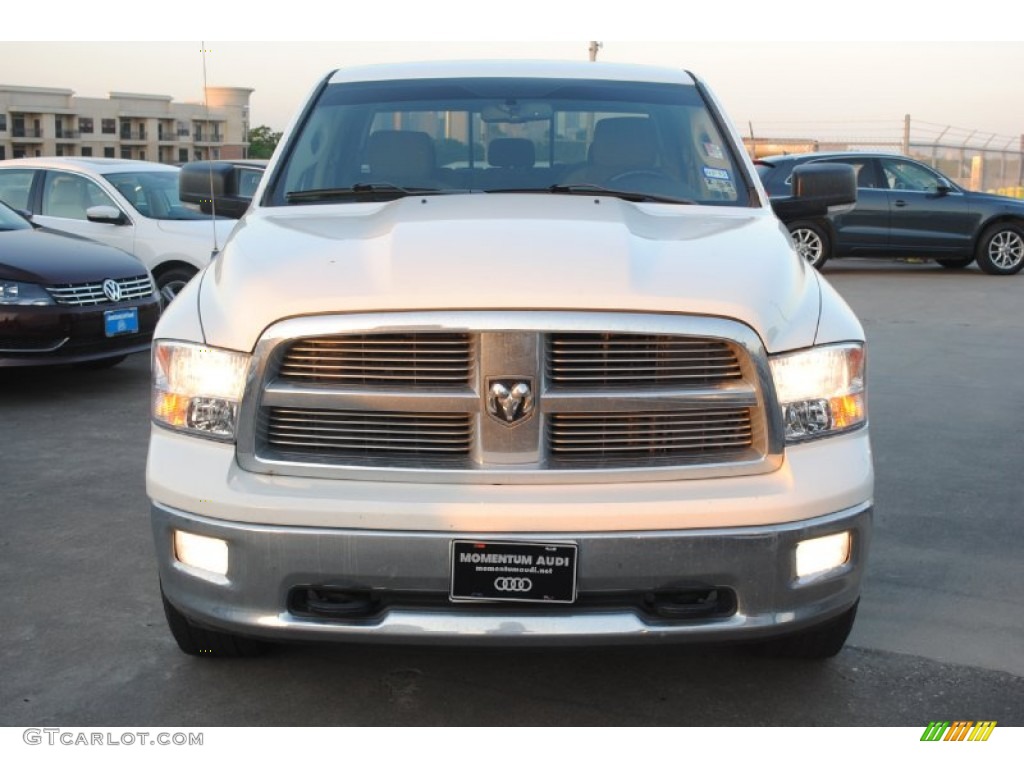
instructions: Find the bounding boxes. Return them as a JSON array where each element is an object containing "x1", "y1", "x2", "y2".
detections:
[{"x1": 744, "y1": 116, "x2": 1024, "y2": 198}]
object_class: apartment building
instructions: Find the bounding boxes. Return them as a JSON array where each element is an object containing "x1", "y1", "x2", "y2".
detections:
[{"x1": 0, "y1": 84, "x2": 253, "y2": 163}]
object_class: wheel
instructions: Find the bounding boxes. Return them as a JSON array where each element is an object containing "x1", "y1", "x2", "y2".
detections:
[
  {"x1": 74, "y1": 355, "x2": 127, "y2": 370},
  {"x1": 155, "y1": 266, "x2": 198, "y2": 305},
  {"x1": 787, "y1": 220, "x2": 831, "y2": 269},
  {"x1": 161, "y1": 587, "x2": 268, "y2": 658},
  {"x1": 935, "y1": 256, "x2": 974, "y2": 269},
  {"x1": 975, "y1": 223, "x2": 1024, "y2": 275},
  {"x1": 750, "y1": 600, "x2": 858, "y2": 660}
]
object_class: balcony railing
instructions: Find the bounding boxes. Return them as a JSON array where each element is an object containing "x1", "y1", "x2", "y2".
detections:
[
  {"x1": 12, "y1": 128, "x2": 43, "y2": 138},
  {"x1": 55, "y1": 129, "x2": 81, "y2": 139},
  {"x1": 120, "y1": 131, "x2": 147, "y2": 141}
]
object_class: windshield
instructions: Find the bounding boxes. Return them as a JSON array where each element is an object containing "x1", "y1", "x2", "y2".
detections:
[
  {"x1": 0, "y1": 201, "x2": 32, "y2": 231},
  {"x1": 267, "y1": 77, "x2": 751, "y2": 207},
  {"x1": 104, "y1": 170, "x2": 220, "y2": 220}
]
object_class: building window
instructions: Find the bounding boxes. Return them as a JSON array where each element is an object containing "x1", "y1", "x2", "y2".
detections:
[
  {"x1": 0, "y1": 114, "x2": 6, "y2": 132},
  {"x1": 139, "y1": 150, "x2": 145, "y2": 161},
  {"x1": 178, "y1": 148, "x2": 188, "y2": 163},
  {"x1": 104, "y1": 147, "x2": 115, "y2": 158},
  {"x1": 121, "y1": 148, "x2": 132, "y2": 159},
  {"x1": 102, "y1": 119, "x2": 115, "y2": 134},
  {"x1": 79, "y1": 117, "x2": 94, "y2": 134},
  {"x1": 0, "y1": 147, "x2": 4, "y2": 160},
  {"x1": 81, "y1": 147, "x2": 92, "y2": 157},
  {"x1": 56, "y1": 146, "x2": 64, "y2": 157}
]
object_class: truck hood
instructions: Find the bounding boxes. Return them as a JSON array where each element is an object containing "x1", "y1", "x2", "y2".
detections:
[{"x1": 196, "y1": 195, "x2": 821, "y2": 353}]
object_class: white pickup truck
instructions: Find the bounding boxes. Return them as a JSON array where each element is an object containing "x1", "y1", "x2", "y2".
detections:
[{"x1": 148, "y1": 60, "x2": 872, "y2": 658}]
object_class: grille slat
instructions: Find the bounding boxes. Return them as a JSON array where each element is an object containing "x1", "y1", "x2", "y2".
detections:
[
  {"x1": 278, "y1": 333, "x2": 473, "y2": 386},
  {"x1": 266, "y1": 408, "x2": 473, "y2": 458},
  {"x1": 548, "y1": 333, "x2": 741, "y2": 388},
  {"x1": 549, "y1": 410, "x2": 753, "y2": 460},
  {"x1": 46, "y1": 275, "x2": 154, "y2": 306}
]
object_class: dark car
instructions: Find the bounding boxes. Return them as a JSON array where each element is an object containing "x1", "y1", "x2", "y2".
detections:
[
  {"x1": 755, "y1": 152, "x2": 1024, "y2": 275},
  {"x1": 0, "y1": 202, "x2": 161, "y2": 368}
]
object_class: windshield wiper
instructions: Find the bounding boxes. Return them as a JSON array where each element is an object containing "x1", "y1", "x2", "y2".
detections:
[
  {"x1": 546, "y1": 183, "x2": 694, "y2": 205},
  {"x1": 286, "y1": 183, "x2": 452, "y2": 203}
]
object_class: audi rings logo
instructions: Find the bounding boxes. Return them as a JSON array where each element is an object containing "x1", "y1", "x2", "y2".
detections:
[{"x1": 494, "y1": 577, "x2": 533, "y2": 593}]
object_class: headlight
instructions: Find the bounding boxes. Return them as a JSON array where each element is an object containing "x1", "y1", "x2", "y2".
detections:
[
  {"x1": 769, "y1": 343, "x2": 866, "y2": 442},
  {"x1": 152, "y1": 341, "x2": 250, "y2": 440},
  {"x1": 0, "y1": 281, "x2": 54, "y2": 306}
]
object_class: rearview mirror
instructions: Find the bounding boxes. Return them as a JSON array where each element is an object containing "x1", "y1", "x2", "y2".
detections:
[
  {"x1": 770, "y1": 163, "x2": 857, "y2": 224},
  {"x1": 179, "y1": 161, "x2": 265, "y2": 219}
]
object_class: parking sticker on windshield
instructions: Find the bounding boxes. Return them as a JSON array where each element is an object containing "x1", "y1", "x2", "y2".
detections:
[
  {"x1": 702, "y1": 167, "x2": 735, "y2": 196},
  {"x1": 703, "y1": 142, "x2": 724, "y2": 160},
  {"x1": 703, "y1": 167, "x2": 731, "y2": 181}
]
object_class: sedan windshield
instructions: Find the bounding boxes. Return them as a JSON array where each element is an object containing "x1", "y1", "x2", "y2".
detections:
[
  {"x1": 104, "y1": 171, "x2": 218, "y2": 221},
  {"x1": 268, "y1": 77, "x2": 751, "y2": 207}
]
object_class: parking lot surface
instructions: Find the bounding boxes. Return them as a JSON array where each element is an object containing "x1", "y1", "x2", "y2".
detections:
[{"x1": 1, "y1": 259, "x2": 1022, "y2": 726}]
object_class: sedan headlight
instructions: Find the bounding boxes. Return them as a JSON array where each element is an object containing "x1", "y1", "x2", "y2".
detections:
[
  {"x1": 0, "y1": 281, "x2": 54, "y2": 306},
  {"x1": 152, "y1": 341, "x2": 250, "y2": 440},
  {"x1": 769, "y1": 343, "x2": 866, "y2": 442}
]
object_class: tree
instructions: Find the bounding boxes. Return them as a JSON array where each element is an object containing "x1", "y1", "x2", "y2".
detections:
[{"x1": 248, "y1": 125, "x2": 282, "y2": 159}]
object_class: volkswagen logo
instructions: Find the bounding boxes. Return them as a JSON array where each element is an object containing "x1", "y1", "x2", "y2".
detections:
[
  {"x1": 486, "y1": 378, "x2": 534, "y2": 426},
  {"x1": 102, "y1": 279, "x2": 122, "y2": 303},
  {"x1": 494, "y1": 577, "x2": 533, "y2": 593}
]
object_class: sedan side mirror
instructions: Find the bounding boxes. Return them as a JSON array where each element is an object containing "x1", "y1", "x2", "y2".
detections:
[
  {"x1": 86, "y1": 205, "x2": 128, "y2": 225},
  {"x1": 770, "y1": 164, "x2": 857, "y2": 224}
]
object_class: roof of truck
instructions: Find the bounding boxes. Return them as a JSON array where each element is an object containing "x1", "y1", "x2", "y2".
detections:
[{"x1": 326, "y1": 59, "x2": 696, "y2": 86}]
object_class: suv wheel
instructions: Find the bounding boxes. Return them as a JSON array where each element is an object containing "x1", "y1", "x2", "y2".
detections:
[
  {"x1": 155, "y1": 266, "x2": 198, "y2": 305},
  {"x1": 788, "y1": 221, "x2": 831, "y2": 269},
  {"x1": 976, "y1": 223, "x2": 1024, "y2": 275},
  {"x1": 750, "y1": 600, "x2": 858, "y2": 660},
  {"x1": 161, "y1": 586, "x2": 268, "y2": 658}
]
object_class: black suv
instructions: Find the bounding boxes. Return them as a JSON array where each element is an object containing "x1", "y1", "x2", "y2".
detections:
[{"x1": 756, "y1": 152, "x2": 1024, "y2": 275}]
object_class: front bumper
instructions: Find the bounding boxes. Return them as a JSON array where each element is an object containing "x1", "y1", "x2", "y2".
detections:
[
  {"x1": 154, "y1": 500, "x2": 871, "y2": 646},
  {"x1": 0, "y1": 298, "x2": 160, "y2": 367}
]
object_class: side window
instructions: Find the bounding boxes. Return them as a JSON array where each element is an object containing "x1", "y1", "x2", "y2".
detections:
[
  {"x1": 42, "y1": 172, "x2": 116, "y2": 220},
  {"x1": 880, "y1": 160, "x2": 944, "y2": 192},
  {"x1": 0, "y1": 169, "x2": 36, "y2": 210}
]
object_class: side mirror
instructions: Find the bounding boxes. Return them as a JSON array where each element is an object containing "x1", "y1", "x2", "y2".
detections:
[
  {"x1": 935, "y1": 184, "x2": 953, "y2": 196},
  {"x1": 771, "y1": 163, "x2": 857, "y2": 224},
  {"x1": 86, "y1": 205, "x2": 127, "y2": 225},
  {"x1": 179, "y1": 161, "x2": 262, "y2": 219}
]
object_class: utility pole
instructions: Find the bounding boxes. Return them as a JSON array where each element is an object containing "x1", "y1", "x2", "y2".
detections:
[{"x1": 588, "y1": 41, "x2": 603, "y2": 62}]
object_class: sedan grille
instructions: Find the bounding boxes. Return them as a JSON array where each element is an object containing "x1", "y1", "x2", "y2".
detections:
[{"x1": 46, "y1": 275, "x2": 154, "y2": 306}]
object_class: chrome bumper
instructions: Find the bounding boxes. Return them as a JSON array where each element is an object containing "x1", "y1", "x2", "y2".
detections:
[{"x1": 153, "y1": 501, "x2": 871, "y2": 646}]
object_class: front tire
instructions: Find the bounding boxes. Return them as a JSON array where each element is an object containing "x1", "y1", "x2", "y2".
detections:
[
  {"x1": 976, "y1": 223, "x2": 1024, "y2": 275},
  {"x1": 935, "y1": 256, "x2": 974, "y2": 270},
  {"x1": 155, "y1": 266, "x2": 198, "y2": 305},
  {"x1": 788, "y1": 220, "x2": 831, "y2": 269},
  {"x1": 161, "y1": 587, "x2": 268, "y2": 658},
  {"x1": 750, "y1": 601, "x2": 858, "y2": 660}
]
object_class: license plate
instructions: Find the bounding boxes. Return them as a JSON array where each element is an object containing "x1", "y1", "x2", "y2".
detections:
[
  {"x1": 450, "y1": 540, "x2": 577, "y2": 604},
  {"x1": 104, "y1": 308, "x2": 138, "y2": 337}
]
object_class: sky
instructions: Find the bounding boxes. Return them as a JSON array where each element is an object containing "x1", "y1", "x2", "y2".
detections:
[{"x1": 3, "y1": 3, "x2": 1022, "y2": 145}]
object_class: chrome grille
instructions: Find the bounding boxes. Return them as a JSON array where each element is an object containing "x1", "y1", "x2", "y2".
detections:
[
  {"x1": 266, "y1": 408, "x2": 473, "y2": 459},
  {"x1": 278, "y1": 333, "x2": 473, "y2": 386},
  {"x1": 46, "y1": 275, "x2": 154, "y2": 306},
  {"x1": 240, "y1": 312, "x2": 782, "y2": 484},
  {"x1": 549, "y1": 409, "x2": 753, "y2": 463},
  {"x1": 548, "y1": 333, "x2": 741, "y2": 387}
]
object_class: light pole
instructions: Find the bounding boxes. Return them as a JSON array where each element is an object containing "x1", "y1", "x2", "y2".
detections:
[{"x1": 588, "y1": 41, "x2": 603, "y2": 62}]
